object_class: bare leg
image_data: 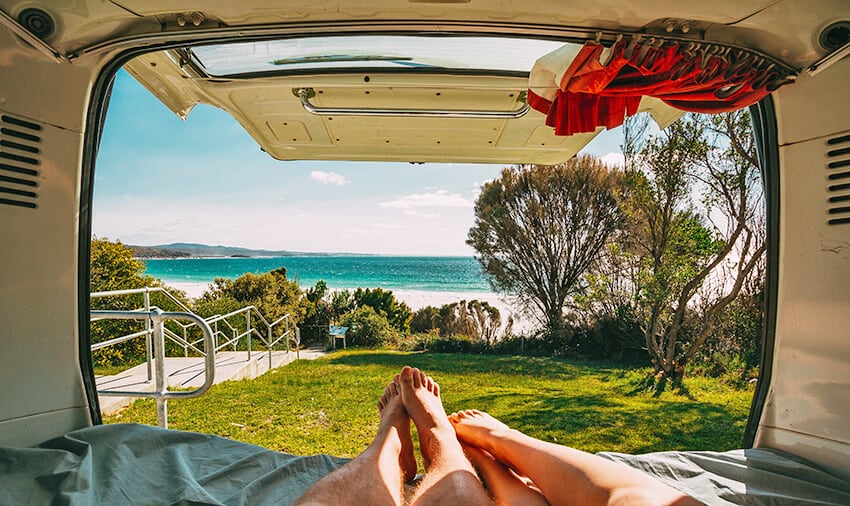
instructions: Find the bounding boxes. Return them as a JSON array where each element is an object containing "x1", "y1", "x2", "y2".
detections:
[
  {"x1": 397, "y1": 367, "x2": 492, "y2": 506},
  {"x1": 378, "y1": 381, "x2": 418, "y2": 483},
  {"x1": 295, "y1": 382, "x2": 410, "y2": 506},
  {"x1": 463, "y1": 444, "x2": 549, "y2": 506},
  {"x1": 450, "y1": 410, "x2": 702, "y2": 506}
]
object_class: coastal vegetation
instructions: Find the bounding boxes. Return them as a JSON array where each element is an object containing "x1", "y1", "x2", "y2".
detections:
[
  {"x1": 91, "y1": 111, "x2": 763, "y2": 388},
  {"x1": 105, "y1": 350, "x2": 753, "y2": 458},
  {"x1": 90, "y1": 237, "x2": 190, "y2": 365},
  {"x1": 467, "y1": 110, "x2": 764, "y2": 382},
  {"x1": 467, "y1": 155, "x2": 623, "y2": 336}
]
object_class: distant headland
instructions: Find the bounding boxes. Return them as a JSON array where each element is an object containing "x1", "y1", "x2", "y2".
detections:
[{"x1": 129, "y1": 242, "x2": 372, "y2": 259}]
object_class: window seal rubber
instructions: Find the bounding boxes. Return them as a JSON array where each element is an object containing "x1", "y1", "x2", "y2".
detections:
[{"x1": 743, "y1": 95, "x2": 780, "y2": 448}]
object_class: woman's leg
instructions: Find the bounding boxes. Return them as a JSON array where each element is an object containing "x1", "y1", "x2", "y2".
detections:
[
  {"x1": 463, "y1": 444, "x2": 550, "y2": 506},
  {"x1": 450, "y1": 410, "x2": 702, "y2": 506}
]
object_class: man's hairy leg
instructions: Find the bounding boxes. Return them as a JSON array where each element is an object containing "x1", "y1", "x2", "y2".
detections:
[
  {"x1": 294, "y1": 381, "x2": 409, "y2": 506},
  {"x1": 397, "y1": 367, "x2": 492, "y2": 506}
]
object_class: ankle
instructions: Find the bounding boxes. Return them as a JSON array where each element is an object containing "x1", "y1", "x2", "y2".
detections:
[{"x1": 477, "y1": 426, "x2": 518, "y2": 456}]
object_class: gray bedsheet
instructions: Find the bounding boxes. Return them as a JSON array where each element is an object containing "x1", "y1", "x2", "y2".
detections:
[
  {"x1": 3, "y1": 423, "x2": 850, "y2": 505},
  {"x1": 600, "y1": 448, "x2": 850, "y2": 505},
  {"x1": 0, "y1": 423, "x2": 348, "y2": 505}
]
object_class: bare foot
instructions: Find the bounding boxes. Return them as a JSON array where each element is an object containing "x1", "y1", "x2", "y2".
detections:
[
  {"x1": 449, "y1": 409, "x2": 512, "y2": 454},
  {"x1": 397, "y1": 366, "x2": 454, "y2": 469},
  {"x1": 464, "y1": 445, "x2": 550, "y2": 506},
  {"x1": 378, "y1": 380, "x2": 417, "y2": 483}
]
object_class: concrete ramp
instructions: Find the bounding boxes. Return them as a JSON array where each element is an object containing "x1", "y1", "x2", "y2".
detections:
[{"x1": 96, "y1": 347, "x2": 325, "y2": 415}]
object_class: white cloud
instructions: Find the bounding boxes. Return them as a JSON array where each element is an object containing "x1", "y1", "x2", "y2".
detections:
[
  {"x1": 370, "y1": 223, "x2": 401, "y2": 230},
  {"x1": 310, "y1": 170, "x2": 350, "y2": 185},
  {"x1": 599, "y1": 152, "x2": 625, "y2": 168},
  {"x1": 379, "y1": 190, "x2": 473, "y2": 211}
]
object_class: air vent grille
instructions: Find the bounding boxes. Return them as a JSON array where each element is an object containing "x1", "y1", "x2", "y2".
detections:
[
  {"x1": 0, "y1": 115, "x2": 41, "y2": 209},
  {"x1": 827, "y1": 134, "x2": 850, "y2": 225}
]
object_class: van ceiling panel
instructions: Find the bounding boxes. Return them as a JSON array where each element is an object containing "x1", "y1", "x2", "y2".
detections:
[{"x1": 124, "y1": 49, "x2": 645, "y2": 163}]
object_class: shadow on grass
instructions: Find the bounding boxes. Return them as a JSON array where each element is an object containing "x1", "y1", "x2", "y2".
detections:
[
  {"x1": 319, "y1": 351, "x2": 747, "y2": 452},
  {"x1": 322, "y1": 350, "x2": 608, "y2": 381}
]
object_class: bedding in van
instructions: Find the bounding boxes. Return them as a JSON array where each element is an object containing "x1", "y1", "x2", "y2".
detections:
[
  {"x1": 2, "y1": 423, "x2": 849, "y2": 505},
  {"x1": 600, "y1": 449, "x2": 850, "y2": 505}
]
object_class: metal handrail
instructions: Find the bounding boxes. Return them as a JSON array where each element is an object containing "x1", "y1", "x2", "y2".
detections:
[
  {"x1": 92, "y1": 309, "x2": 215, "y2": 428},
  {"x1": 163, "y1": 327, "x2": 206, "y2": 356},
  {"x1": 90, "y1": 287, "x2": 302, "y2": 411},
  {"x1": 90, "y1": 327, "x2": 151, "y2": 351},
  {"x1": 92, "y1": 286, "x2": 194, "y2": 312},
  {"x1": 92, "y1": 287, "x2": 194, "y2": 380},
  {"x1": 296, "y1": 87, "x2": 530, "y2": 119}
]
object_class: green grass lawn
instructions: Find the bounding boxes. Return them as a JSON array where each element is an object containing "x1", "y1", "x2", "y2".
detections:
[{"x1": 105, "y1": 350, "x2": 754, "y2": 460}]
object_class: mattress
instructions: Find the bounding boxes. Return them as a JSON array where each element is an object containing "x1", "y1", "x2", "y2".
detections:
[{"x1": 3, "y1": 423, "x2": 850, "y2": 505}]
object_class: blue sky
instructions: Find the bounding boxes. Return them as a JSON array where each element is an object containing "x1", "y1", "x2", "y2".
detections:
[{"x1": 93, "y1": 70, "x2": 624, "y2": 255}]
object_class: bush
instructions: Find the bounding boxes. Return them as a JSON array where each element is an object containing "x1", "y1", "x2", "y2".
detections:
[
  {"x1": 396, "y1": 331, "x2": 440, "y2": 352},
  {"x1": 339, "y1": 306, "x2": 399, "y2": 348},
  {"x1": 410, "y1": 299, "x2": 503, "y2": 343},
  {"x1": 426, "y1": 334, "x2": 488, "y2": 354},
  {"x1": 199, "y1": 267, "x2": 306, "y2": 324},
  {"x1": 410, "y1": 306, "x2": 440, "y2": 334},
  {"x1": 353, "y1": 287, "x2": 412, "y2": 334},
  {"x1": 569, "y1": 310, "x2": 647, "y2": 362},
  {"x1": 90, "y1": 237, "x2": 172, "y2": 366}
]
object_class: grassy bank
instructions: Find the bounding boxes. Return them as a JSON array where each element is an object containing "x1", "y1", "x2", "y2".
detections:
[{"x1": 105, "y1": 350, "x2": 754, "y2": 459}]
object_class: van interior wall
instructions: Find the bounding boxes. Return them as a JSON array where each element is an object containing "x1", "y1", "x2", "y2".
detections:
[
  {"x1": 756, "y1": 54, "x2": 850, "y2": 481},
  {"x1": 0, "y1": 29, "x2": 97, "y2": 447}
]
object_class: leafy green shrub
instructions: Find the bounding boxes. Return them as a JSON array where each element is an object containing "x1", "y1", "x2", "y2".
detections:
[
  {"x1": 339, "y1": 306, "x2": 398, "y2": 348},
  {"x1": 396, "y1": 331, "x2": 439, "y2": 352},
  {"x1": 410, "y1": 306, "x2": 440, "y2": 334},
  {"x1": 426, "y1": 334, "x2": 488, "y2": 354},
  {"x1": 353, "y1": 287, "x2": 412, "y2": 334},
  {"x1": 199, "y1": 267, "x2": 306, "y2": 324},
  {"x1": 90, "y1": 237, "x2": 167, "y2": 366}
]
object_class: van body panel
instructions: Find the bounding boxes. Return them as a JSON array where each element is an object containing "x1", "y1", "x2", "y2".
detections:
[
  {"x1": 0, "y1": 29, "x2": 97, "y2": 445},
  {"x1": 755, "y1": 55, "x2": 850, "y2": 481}
]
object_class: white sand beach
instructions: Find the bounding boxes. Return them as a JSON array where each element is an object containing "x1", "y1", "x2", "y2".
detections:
[
  {"x1": 166, "y1": 281, "x2": 535, "y2": 335},
  {"x1": 168, "y1": 281, "x2": 214, "y2": 299}
]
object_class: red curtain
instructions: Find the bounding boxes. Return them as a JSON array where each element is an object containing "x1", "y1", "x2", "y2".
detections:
[{"x1": 528, "y1": 39, "x2": 793, "y2": 136}]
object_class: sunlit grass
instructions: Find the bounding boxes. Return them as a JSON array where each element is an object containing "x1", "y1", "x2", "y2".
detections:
[{"x1": 105, "y1": 350, "x2": 754, "y2": 460}]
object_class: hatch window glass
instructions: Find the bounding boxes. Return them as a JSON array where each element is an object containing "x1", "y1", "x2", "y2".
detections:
[{"x1": 192, "y1": 35, "x2": 567, "y2": 76}]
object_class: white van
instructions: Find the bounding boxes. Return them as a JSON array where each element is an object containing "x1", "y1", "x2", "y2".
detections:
[{"x1": 1, "y1": 1, "x2": 849, "y2": 503}]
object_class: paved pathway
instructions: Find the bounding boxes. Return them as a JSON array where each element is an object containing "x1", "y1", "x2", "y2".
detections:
[{"x1": 96, "y1": 347, "x2": 325, "y2": 415}]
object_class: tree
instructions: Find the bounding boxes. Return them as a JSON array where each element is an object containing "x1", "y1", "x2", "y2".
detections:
[
  {"x1": 621, "y1": 112, "x2": 652, "y2": 171},
  {"x1": 624, "y1": 111, "x2": 765, "y2": 380},
  {"x1": 298, "y1": 280, "x2": 333, "y2": 341},
  {"x1": 467, "y1": 156, "x2": 622, "y2": 334}
]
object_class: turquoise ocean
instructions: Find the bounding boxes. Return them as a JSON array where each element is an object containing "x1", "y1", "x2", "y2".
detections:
[{"x1": 144, "y1": 256, "x2": 491, "y2": 293}]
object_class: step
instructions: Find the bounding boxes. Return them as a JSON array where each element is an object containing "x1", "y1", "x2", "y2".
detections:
[{"x1": 96, "y1": 347, "x2": 325, "y2": 416}]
